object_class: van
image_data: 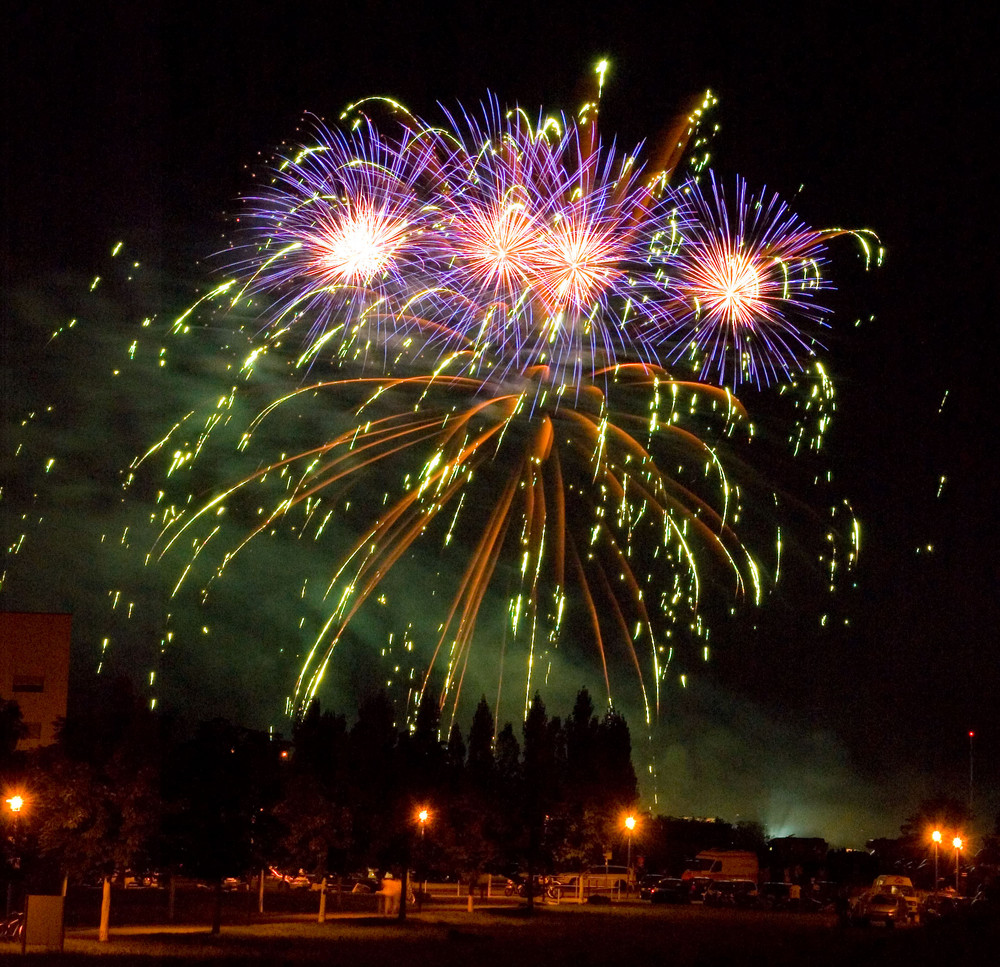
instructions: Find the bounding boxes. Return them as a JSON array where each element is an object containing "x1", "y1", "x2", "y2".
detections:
[
  {"x1": 681, "y1": 850, "x2": 759, "y2": 884},
  {"x1": 560, "y1": 865, "x2": 633, "y2": 896}
]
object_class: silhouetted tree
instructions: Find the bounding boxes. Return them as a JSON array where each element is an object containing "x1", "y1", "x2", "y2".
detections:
[
  {"x1": 163, "y1": 719, "x2": 281, "y2": 934},
  {"x1": 594, "y1": 709, "x2": 637, "y2": 805},
  {"x1": 0, "y1": 698, "x2": 26, "y2": 760},
  {"x1": 566, "y1": 688, "x2": 597, "y2": 796},
  {"x1": 466, "y1": 696, "x2": 495, "y2": 790},
  {"x1": 446, "y1": 722, "x2": 466, "y2": 780},
  {"x1": 345, "y1": 691, "x2": 401, "y2": 868},
  {"x1": 29, "y1": 680, "x2": 164, "y2": 935},
  {"x1": 522, "y1": 693, "x2": 553, "y2": 910}
]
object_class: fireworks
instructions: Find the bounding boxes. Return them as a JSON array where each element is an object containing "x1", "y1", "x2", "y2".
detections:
[
  {"x1": 3, "y1": 63, "x2": 877, "y2": 727},
  {"x1": 154, "y1": 70, "x2": 876, "y2": 722},
  {"x1": 233, "y1": 87, "x2": 876, "y2": 395},
  {"x1": 149, "y1": 359, "x2": 765, "y2": 724}
]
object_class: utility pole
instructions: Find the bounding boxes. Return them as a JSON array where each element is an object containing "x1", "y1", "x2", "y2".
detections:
[{"x1": 968, "y1": 731, "x2": 975, "y2": 818}]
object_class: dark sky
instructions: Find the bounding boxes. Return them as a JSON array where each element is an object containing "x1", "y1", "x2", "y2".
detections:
[{"x1": 2, "y1": 2, "x2": 995, "y2": 845}]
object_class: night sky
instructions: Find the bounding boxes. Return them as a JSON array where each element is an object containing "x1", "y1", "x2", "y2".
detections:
[{"x1": 2, "y1": 3, "x2": 994, "y2": 846}]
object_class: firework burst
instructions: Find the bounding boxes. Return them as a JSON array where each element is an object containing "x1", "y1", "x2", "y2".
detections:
[
  {"x1": 658, "y1": 173, "x2": 831, "y2": 387},
  {"x1": 3, "y1": 64, "x2": 875, "y2": 728},
  {"x1": 146, "y1": 350, "x2": 774, "y2": 727}
]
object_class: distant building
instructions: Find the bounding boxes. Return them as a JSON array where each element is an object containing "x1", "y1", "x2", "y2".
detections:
[{"x1": 0, "y1": 611, "x2": 71, "y2": 749}]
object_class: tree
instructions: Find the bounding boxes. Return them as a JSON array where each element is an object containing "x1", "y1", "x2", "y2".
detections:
[
  {"x1": 163, "y1": 719, "x2": 281, "y2": 934},
  {"x1": 565, "y1": 688, "x2": 597, "y2": 796},
  {"x1": 28, "y1": 681, "x2": 163, "y2": 940},
  {"x1": 594, "y1": 709, "x2": 637, "y2": 808},
  {"x1": 522, "y1": 693, "x2": 553, "y2": 911},
  {"x1": 446, "y1": 722, "x2": 466, "y2": 779},
  {"x1": 344, "y1": 691, "x2": 403, "y2": 870},
  {"x1": 273, "y1": 777, "x2": 351, "y2": 878},
  {"x1": 0, "y1": 698, "x2": 27, "y2": 875},
  {"x1": 466, "y1": 696, "x2": 495, "y2": 790},
  {"x1": 276, "y1": 701, "x2": 351, "y2": 876},
  {"x1": 0, "y1": 698, "x2": 27, "y2": 760}
]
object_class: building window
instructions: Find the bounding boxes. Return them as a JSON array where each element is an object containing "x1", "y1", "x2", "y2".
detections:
[
  {"x1": 23, "y1": 722, "x2": 42, "y2": 740},
  {"x1": 12, "y1": 675, "x2": 45, "y2": 693}
]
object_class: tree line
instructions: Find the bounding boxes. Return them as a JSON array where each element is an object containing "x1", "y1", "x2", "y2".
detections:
[
  {"x1": 1, "y1": 681, "x2": 646, "y2": 895},
  {"x1": 8, "y1": 683, "x2": 995, "y2": 910}
]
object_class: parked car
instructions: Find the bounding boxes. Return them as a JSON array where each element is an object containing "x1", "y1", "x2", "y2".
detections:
[
  {"x1": 870, "y1": 875, "x2": 919, "y2": 919},
  {"x1": 638, "y1": 875, "x2": 666, "y2": 900},
  {"x1": 758, "y1": 881, "x2": 826, "y2": 912},
  {"x1": 853, "y1": 891, "x2": 908, "y2": 927},
  {"x1": 687, "y1": 876, "x2": 713, "y2": 901},
  {"x1": 920, "y1": 892, "x2": 960, "y2": 921},
  {"x1": 703, "y1": 879, "x2": 758, "y2": 908},
  {"x1": 579, "y1": 865, "x2": 633, "y2": 895},
  {"x1": 759, "y1": 882, "x2": 793, "y2": 910},
  {"x1": 648, "y1": 878, "x2": 692, "y2": 904},
  {"x1": 268, "y1": 867, "x2": 313, "y2": 890}
]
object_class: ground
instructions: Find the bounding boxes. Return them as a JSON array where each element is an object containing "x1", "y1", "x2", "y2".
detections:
[{"x1": 4, "y1": 896, "x2": 998, "y2": 967}]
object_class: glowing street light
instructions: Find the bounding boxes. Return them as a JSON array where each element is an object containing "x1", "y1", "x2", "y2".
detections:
[
  {"x1": 624, "y1": 815, "x2": 637, "y2": 884},
  {"x1": 416, "y1": 807, "x2": 431, "y2": 900},
  {"x1": 953, "y1": 836, "x2": 963, "y2": 894},
  {"x1": 931, "y1": 829, "x2": 942, "y2": 892},
  {"x1": 5, "y1": 794, "x2": 26, "y2": 877}
]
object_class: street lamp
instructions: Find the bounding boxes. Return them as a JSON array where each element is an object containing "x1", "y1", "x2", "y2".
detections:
[
  {"x1": 5, "y1": 794, "x2": 25, "y2": 866},
  {"x1": 416, "y1": 808, "x2": 430, "y2": 896},
  {"x1": 953, "y1": 837, "x2": 963, "y2": 894},
  {"x1": 5, "y1": 794, "x2": 26, "y2": 917},
  {"x1": 931, "y1": 830, "x2": 941, "y2": 892},
  {"x1": 624, "y1": 815, "x2": 636, "y2": 885}
]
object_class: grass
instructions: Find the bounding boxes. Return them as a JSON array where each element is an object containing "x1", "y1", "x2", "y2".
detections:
[{"x1": 4, "y1": 899, "x2": 997, "y2": 967}]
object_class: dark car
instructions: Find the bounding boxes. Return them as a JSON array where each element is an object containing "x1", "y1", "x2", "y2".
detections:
[
  {"x1": 921, "y1": 892, "x2": 960, "y2": 921},
  {"x1": 648, "y1": 878, "x2": 691, "y2": 904},
  {"x1": 759, "y1": 882, "x2": 793, "y2": 909},
  {"x1": 703, "y1": 879, "x2": 758, "y2": 908},
  {"x1": 638, "y1": 875, "x2": 666, "y2": 900},
  {"x1": 687, "y1": 876, "x2": 713, "y2": 901}
]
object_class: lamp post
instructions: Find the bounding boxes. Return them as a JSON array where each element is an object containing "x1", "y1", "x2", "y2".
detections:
[
  {"x1": 931, "y1": 830, "x2": 941, "y2": 892},
  {"x1": 968, "y1": 731, "x2": 975, "y2": 817},
  {"x1": 5, "y1": 795, "x2": 24, "y2": 868},
  {"x1": 953, "y1": 837, "x2": 963, "y2": 894},
  {"x1": 417, "y1": 808, "x2": 430, "y2": 899},
  {"x1": 5, "y1": 795, "x2": 25, "y2": 917},
  {"x1": 624, "y1": 815, "x2": 636, "y2": 890}
]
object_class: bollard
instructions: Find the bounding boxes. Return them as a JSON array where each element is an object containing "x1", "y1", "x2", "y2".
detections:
[
  {"x1": 467, "y1": 894, "x2": 474, "y2": 913},
  {"x1": 99, "y1": 877, "x2": 112, "y2": 942},
  {"x1": 318, "y1": 877, "x2": 327, "y2": 923}
]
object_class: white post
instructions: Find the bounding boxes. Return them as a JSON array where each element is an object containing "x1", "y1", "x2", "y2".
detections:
[
  {"x1": 99, "y1": 876, "x2": 112, "y2": 942},
  {"x1": 318, "y1": 877, "x2": 327, "y2": 923},
  {"x1": 258, "y1": 870, "x2": 265, "y2": 914},
  {"x1": 467, "y1": 894, "x2": 474, "y2": 913}
]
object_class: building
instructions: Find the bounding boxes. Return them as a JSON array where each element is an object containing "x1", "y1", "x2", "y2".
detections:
[{"x1": 0, "y1": 612, "x2": 71, "y2": 749}]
